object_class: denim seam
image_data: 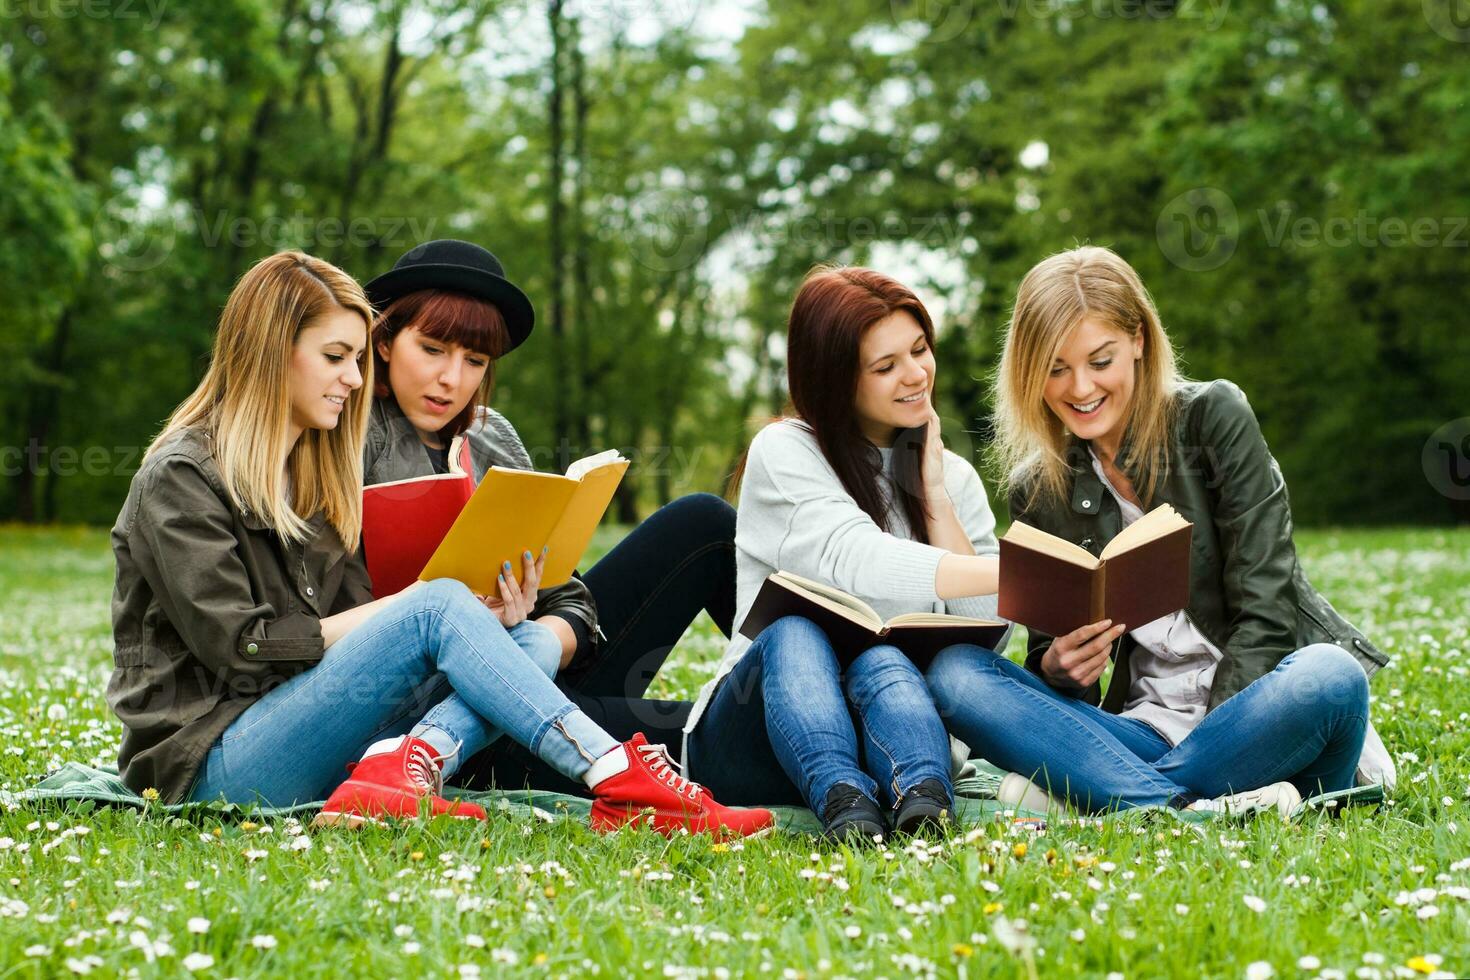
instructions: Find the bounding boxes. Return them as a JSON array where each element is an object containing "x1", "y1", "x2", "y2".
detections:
[
  {"x1": 580, "y1": 540, "x2": 731, "y2": 679},
  {"x1": 973, "y1": 658, "x2": 1185, "y2": 803},
  {"x1": 527, "y1": 701, "x2": 581, "y2": 758},
  {"x1": 1225, "y1": 710, "x2": 1369, "y2": 793},
  {"x1": 762, "y1": 690, "x2": 871, "y2": 804},
  {"x1": 430, "y1": 604, "x2": 564, "y2": 729},
  {"x1": 848, "y1": 670, "x2": 946, "y2": 800}
]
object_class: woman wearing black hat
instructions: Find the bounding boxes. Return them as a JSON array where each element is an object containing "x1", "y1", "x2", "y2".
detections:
[{"x1": 362, "y1": 240, "x2": 739, "y2": 796}]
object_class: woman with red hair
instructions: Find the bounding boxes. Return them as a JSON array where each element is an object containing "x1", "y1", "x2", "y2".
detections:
[{"x1": 680, "y1": 266, "x2": 1008, "y2": 843}]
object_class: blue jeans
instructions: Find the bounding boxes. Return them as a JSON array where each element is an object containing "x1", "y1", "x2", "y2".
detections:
[
  {"x1": 686, "y1": 616, "x2": 953, "y2": 813},
  {"x1": 925, "y1": 642, "x2": 1369, "y2": 811},
  {"x1": 454, "y1": 492, "x2": 735, "y2": 793},
  {"x1": 189, "y1": 579, "x2": 621, "y2": 807}
]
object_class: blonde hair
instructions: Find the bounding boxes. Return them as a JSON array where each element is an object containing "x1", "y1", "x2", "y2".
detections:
[
  {"x1": 995, "y1": 246, "x2": 1181, "y2": 510},
  {"x1": 149, "y1": 251, "x2": 374, "y2": 547}
]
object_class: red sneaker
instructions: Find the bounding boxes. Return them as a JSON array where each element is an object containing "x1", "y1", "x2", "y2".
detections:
[
  {"x1": 588, "y1": 733, "x2": 774, "y2": 838},
  {"x1": 313, "y1": 736, "x2": 486, "y2": 828}
]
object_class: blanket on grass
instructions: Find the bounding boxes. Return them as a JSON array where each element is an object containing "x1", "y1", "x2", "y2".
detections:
[{"x1": 3, "y1": 761, "x2": 1384, "y2": 831}]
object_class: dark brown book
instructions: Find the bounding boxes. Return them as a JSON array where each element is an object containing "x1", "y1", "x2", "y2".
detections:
[
  {"x1": 998, "y1": 505, "x2": 1192, "y2": 638},
  {"x1": 738, "y1": 571, "x2": 1009, "y2": 669}
]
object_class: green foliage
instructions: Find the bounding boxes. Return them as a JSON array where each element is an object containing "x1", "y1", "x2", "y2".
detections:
[{"x1": 1, "y1": 1, "x2": 1463, "y2": 524}]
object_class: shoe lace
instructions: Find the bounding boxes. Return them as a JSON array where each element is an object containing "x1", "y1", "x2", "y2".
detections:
[
  {"x1": 900, "y1": 779, "x2": 951, "y2": 809},
  {"x1": 637, "y1": 741, "x2": 702, "y2": 800},
  {"x1": 405, "y1": 740, "x2": 460, "y2": 796},
  {"x1": 822, "y1": 786, "x2": 870, "y2": 824}
]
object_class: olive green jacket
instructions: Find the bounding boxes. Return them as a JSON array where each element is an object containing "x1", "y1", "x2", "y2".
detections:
[
  {"x1": 1009, "y1": 380, "x2": 1388, "y2": 713},
  {"x1": 108, "y1": 428, "x2": 374, "y2": 803}
]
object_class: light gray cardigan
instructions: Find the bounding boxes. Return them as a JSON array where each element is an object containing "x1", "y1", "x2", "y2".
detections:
[{"x1": 683, "y1": 419, "x2": 1011, "y2": 761}]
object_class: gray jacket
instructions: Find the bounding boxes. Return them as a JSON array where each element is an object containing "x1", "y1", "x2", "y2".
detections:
[{"x1": 362, "y1": 396, "x2": 601, "y2": 645}]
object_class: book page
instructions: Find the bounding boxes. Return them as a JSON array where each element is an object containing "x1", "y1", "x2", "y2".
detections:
[
  {"x1": 772, "y1": 571, "x2": 883, "y2": 627},
  {"x1": 1099, "y1": 504, "x2": 1190, "y2": 560},
  {"x1": 886, "y1": 612, "x2": 1003, "y2": 627},
  {"x1": 1002, "y1": 520, "x2": 1100, "y2": 568},
  {"x1": 543, "y1": 459, "x2": 629, "y2": 584},
  {"x1": 566, "y1": 449, "x2": 628, "y2": 482}
]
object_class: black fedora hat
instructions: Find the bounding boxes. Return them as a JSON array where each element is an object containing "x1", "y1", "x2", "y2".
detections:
[{"x1": 365, "y1": 239, "x2": 535, "y2": 352}]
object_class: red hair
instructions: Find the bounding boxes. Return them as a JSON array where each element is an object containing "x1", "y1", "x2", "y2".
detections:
[
  {"x1": 371, "y1": 290, "x2": 512, "y2": 440},
  {"x1": 732, "y1": 266, "x2": 938, "y2": 543}
]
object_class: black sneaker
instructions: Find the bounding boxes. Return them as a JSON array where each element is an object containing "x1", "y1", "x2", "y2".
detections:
[
  {"x1": 892, "y1": 778, "x2": 953, "y2": 835},
  {"x1": 820, "y1": 784, "x2": 886, "y2": 845}
]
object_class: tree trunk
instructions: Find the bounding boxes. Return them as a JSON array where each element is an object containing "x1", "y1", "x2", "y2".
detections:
[
  {"x1": 547, "y1": 0, "x2": 570, "y2": 464},
  {"x1": 14, "y1": 307, "x2": 74, "y2": 523},
  {"x1": 570, "y1": 15, "x2": 593, "y2": 454}
]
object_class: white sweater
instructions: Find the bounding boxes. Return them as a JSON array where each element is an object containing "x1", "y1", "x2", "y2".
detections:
[{"x1": 683, "y1": 419, "x2": 1010, "y2": 759}]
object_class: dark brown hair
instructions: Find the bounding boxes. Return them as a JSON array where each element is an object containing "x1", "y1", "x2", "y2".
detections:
[
  {"x1": 734, "y1": 266, "x2": 937, "y2": 543},
  {"x1": 371, "y1": 289, "x2": 511, "y2": 440}
]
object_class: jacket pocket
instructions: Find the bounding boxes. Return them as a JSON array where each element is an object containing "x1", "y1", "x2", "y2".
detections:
[{"x1": 1297, "y1": 601, "x2": 1389, "y2": 670}]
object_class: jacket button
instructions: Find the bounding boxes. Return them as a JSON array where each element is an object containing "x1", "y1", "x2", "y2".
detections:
[
  {"x1": 306, "y1": 587, "x2": 314, "y2": 597},
  {"x1": 1082, "y1": 499, "x2": 1093, "y2": 509},
  {"x1": 246, "y1": 642, "x2": 259, "y2": 655}
]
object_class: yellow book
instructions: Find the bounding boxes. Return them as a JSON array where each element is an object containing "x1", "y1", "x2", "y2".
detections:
[{"x1": 419, "y1": 449, "x2": 629, "y2": 593}]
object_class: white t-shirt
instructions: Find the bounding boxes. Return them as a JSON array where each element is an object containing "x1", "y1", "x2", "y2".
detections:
[{"x1": 1090, "y1": 450, "x2": 1222, "y2": 747}]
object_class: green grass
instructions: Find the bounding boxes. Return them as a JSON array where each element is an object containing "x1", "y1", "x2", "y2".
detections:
[{"x1": 1, "y1": 524, "x2": 1467, "y2": 978}]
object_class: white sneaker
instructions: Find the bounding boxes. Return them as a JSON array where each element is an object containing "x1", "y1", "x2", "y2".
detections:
[
  {"x1": 1187, "y1": 781, "x2": 1302, "y2": 819},
  {"x1": 997, "y1": 772, "x2": 1059, "y2": 812}
]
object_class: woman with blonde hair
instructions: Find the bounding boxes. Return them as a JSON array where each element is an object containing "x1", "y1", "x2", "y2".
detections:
[
  {"x1": 107, "y1": 250, "x2": 771, "y2": 836},
  {"x1": 925, "y1": 245, "x2": 1388, "y2": 816}
]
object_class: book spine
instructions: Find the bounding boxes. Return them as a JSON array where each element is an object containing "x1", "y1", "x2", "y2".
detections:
[{"x1": 1090, "y1": 564, "x2": 1107, "y2": 624}]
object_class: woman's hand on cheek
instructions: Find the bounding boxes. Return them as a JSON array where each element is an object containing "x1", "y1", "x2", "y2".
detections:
[{"x1": 922, "y1": 407, "x2": 949, "y2": 505}]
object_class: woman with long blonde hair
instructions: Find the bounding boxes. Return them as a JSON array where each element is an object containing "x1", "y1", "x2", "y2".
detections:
[
  {"x1": 107, "y1": 250, "x2": 771, "y2": 836},
  {"x1": 925, "y1": 246, "x2": 1390, "y2": 816}
]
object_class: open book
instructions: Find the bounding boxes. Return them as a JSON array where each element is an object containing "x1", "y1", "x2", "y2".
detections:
[
  {"x1": 997, "y1": 504, "x2": 1192, "y2": 638},
  {"x1": 738, "y1": 571, "x2": 1009, "y2": 668},
  {"x1": 362, "y1": 445, "x2": 628, "y2": 597}
]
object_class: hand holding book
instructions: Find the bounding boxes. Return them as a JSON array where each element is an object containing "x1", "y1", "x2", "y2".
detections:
[
  {"x1": 474, "y1": 547, "x2": 546, "y2": 628},
  {"x1": 1037, "y1": 618, "x2": 1128, "y2": 691},
  {"x1": 998, "y1": 504, "x2": 1192, "y2": 638}
]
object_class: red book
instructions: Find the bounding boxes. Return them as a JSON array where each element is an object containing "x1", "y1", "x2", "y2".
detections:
[{"x1": 361, "y1": 437, "x2": 475, "y2": 598}]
